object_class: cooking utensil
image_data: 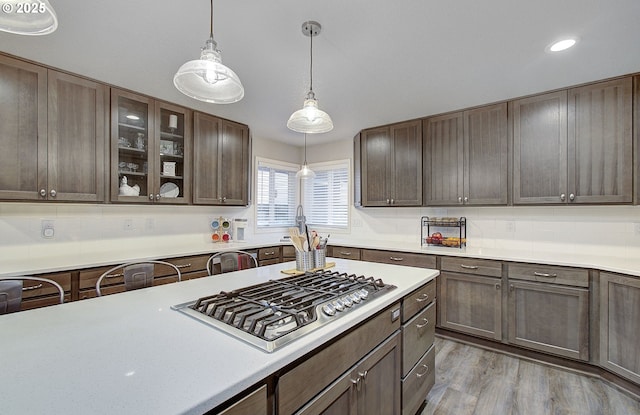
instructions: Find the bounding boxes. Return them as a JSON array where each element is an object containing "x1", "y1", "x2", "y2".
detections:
[{"x1": 288, "y1": 227, "x2": 304, "y2": 252}]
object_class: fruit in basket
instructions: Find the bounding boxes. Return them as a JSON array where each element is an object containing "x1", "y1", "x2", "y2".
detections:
[
  {"x1": 426, "y1": 237, "x2": 433, "y2": 244},
  {"x1": 431, "y1": 232, "x2": 443, "y2": 242}
]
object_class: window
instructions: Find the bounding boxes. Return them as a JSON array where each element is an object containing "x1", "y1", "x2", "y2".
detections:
[
  {"x1": 256, "y1": 158, "x2": 298, "y2": 228},
  {"x1": 302, "y1": 160, "x2": 349, "y2": 229}
]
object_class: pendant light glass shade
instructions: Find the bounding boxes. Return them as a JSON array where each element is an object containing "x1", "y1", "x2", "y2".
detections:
[
  {"x1": 287, "y1": 21, "x2": 333, "y2": 134},
  {"x1": 296, "y1": 134, "x2": 315, "y2": 179},
  {"x1": 288, "y1": 91, "x2": 333, "y2": 134},
  {"x1": 0, "y1": 0, "x2": 58, "y2": 35},
  {"x1": 173, "y1": 0, "x2": 244, "y2": 104}
]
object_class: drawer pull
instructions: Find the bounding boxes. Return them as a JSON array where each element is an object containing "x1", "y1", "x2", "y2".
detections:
[
  {"x1": 416, "y1": 293, "x2": 430, "y2": 302},
  {"x1": 416, "y1": 364, "x2": 430, "y2": 378},
  {"x1": 389, "y1": 256, "x2": 404, "y2": 261},
  {"x1": 416, "y1": 318, "x2": 430, "y2": 329},
  {"x1": 339, "y1": 251, "x2": 352, "y2": 256},
  {"x1": 534, "y1": 272, "x2": 557, "y2": 278},
  {"x1": 460, "y1": 264, "x2": 479, "y2": 270},
  {"x1": 22, "y1": 283, "x2": 43, "y2": 291},
  {"x1": 105, "y1": 272, "x2": 124, "y2": 279},
  {"x1": 175, "y1": 263, "x2": 192, "y2": 269},
  {"x1": 264, "y1": 251, "x2": 276, "y2": 256}
]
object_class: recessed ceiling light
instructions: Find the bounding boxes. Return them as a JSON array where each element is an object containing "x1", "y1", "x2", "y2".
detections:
[{"x1": 547, "y1": 38, "x2": 578, "y2": 52}]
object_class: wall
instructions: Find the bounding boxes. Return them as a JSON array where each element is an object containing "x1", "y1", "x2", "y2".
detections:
[{"x1": 2, "y1": 136, "x2": 639, "y2": 264}]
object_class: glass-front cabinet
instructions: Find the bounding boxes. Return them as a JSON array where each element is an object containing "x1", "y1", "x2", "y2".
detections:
[{"x1": 110, "y1": 89, "x2": 191, "y2": 204}]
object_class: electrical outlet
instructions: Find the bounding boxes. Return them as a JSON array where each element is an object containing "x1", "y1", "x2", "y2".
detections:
[
  {"x1": 506, "y1": 221, "x2": 515, "y2": 233},
  {"x1": 41, "y1": 220, "x2": 55, "y2": 238},
  {"x1": 123, "y1": 218, "x2": 134, "y2": 231}
]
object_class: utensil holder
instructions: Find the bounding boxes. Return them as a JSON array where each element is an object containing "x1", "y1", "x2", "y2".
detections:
[
  {"x1": 313, "y1": 248, "x2": 326, "y2": 269},
  {"x1": 295, "y1": 251, "x2": 314, "y2": 272}
]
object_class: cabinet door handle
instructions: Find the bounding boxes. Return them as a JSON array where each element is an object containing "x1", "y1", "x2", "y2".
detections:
[
  {"x1": 560, "y1": 193, "x2": 566, "y2": 201},
  {"x1": 105, "y1": 272, "x2": 124, "y2": 279},
  {"x1": 416, "y1": 364, "x2": 430, "y2": 378},
  {"x1": 264, "y1": 251, "x2": 275, "y2": 256},
  {"x1": 458, "y1": 196, "x2": 463, "y2": 204},
  {"x1": 22, "y1": 283, "x2": 43, "y2": 291},
  {"x1": 40, "y1": 189, "x2": 47, "y2": 197},
  {"x1": 495, "y1": 283, "x2": 501, "y2": 290},
  {"x1": 510, "y1": 284, "x2": 514, "y2": 292},
  {"x1": 222, "y1": 197, "x2": 227, "y2": 202},
  {"x1": 386, "y1": 198, "x2": 390, "y2": 204},
  {"x1": 358, "y1": 370, "x2": 368, "y2": 383},
  {"x1": 460, "y1": 264, "x2": 479, "y2": 270},
  {"x1": 416, "y1": 318, "x2": 430, "y2": 329},
  {"x1": 569, "y1": 193, "x2": 575, "y2": 201},
  {"x1": 149, "y1": 194, "x2": 154, "y2": 200},
  {"x1": 464, "y1": 196, "x2": 468, "y2": 203},
  {"x1": 389, "y1": 256, "x2": 404, "y2": 261},
  {"x1": 155, "y1": 194, "x2": 161, "y2": 200},
  {"x1": 350, "y1": 376, "x2": 362, "y2": 392},
  {"x1": 175, "y1": 263, "x2": 192, "y2": 269},
  {"x1": 49, "y1": 189, "x2": 57, "y2": 197},
  {"x1": 339, "y1": 251, "x2": 352, "y2": 256},
  {"x1": 390, "y1": 198, "x2": 394, "y2": 204},
  {"x1": 533, "y1": 272, "x2": 557, "y2": 278},
  {"x1": 416, "y1": 293, "x2": 430, "y2": 302}
]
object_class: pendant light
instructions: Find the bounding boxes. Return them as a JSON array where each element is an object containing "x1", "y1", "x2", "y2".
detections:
[
  {"x1": 0, "y1": 0, "x2": 58, "y2": 35},
  {"x1": 287, "y1": 21, "x2": 333, "y2": 134},
  {"x1": 297, "y1": 134, "x2": 316, "y2": 179},
  {"x1": 173, "y1": 0, "x2": 244, "y2": 104}
]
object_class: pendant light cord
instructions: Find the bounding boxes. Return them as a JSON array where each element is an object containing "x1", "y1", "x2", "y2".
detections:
[
  {"x1": 209, "y1": 0, "x2": 214, "y2": 38},
  {"x1": 309, "y1": 26, "x2": 313, "y2": 92}
]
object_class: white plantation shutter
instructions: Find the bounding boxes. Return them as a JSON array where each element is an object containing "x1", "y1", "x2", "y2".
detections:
[
  {"x1": 303, "y1": 160, "x2": 349, "y2": 229},
  {"x1": 256, "y1": 158, "x2": 297, "y2": 228}
]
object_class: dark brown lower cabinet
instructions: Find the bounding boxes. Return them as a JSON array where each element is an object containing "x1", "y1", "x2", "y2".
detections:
[
  {"x1": 439, "y1": 272, "x2": 502, "y2": 341},
  {"x1": 599, "y1": 272, "x2": 640, "y2": 384},
  {"x1": 295, "y1": 334, "x2": 401, "y2": 415},
  {"x1": 507, "y1": 280, "x2": 589, "y2": 361},
  {"x1": 218, "y1": 385, "x2": 267, "y2": 415}
]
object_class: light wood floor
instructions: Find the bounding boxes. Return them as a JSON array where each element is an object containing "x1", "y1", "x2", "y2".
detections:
[{"x1": 421, "y1": 337, "x2": 640, "y2": 415}]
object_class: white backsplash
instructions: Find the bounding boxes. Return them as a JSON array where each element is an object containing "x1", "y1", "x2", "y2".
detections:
[{"x1": 1, "y1": 202, "x2": 639, "y2": 263}]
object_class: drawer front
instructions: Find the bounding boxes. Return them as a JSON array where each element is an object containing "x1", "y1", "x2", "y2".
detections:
[
  {"x1": 403, "y1": 279, "x2": 436, "y2": 322},
  {"x1": 258, "y1": 246, "x2": 281, "y2": 261},
  {"x1": 329, "y1": 246, "x2": 361, "y2": 260},
  {"x1": 79, "y1": 265, "x2": 121, "y2": 290},
  {"x1": 402, "y1": 301, "x2": 436, "y2": 376},
  {"x1": 508, "y1": 263, "x2": 589, "y2": 287},
  {"x1": 79, "y1": 276, "x2": 179, "y2": 300},
  {"x1": 361, "y1": 249, "x2": 436, "y2": 269},
  {"x1": 402, "y1": 344, "x2": 435, "y2": 415},
  {"x1": 21, "y1": 294, "x2": 72, "y2": 310},
  {"x1": 163, "y1": 255, "x2": 209, "y2": 277},
  {"x1": 282, "y1": 245, "x2": 296, "y2": 259},
  {"x1": 21, "y1": 272, "x2": 71, "y2": 299},
  {"x1": 441, "y1": 257, "x2": 502, "y2": 277}
]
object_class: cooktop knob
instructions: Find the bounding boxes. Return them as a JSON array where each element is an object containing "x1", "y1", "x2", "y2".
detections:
[
  {"x1": 359, "y1": 289, "x2": 369, "y2": 299},
  {"x1": 333, "y1": 299, "x2": 345, "y2": 311},
  {"x1": 350, "y1": 292, "x2": 361, "y2": 303},
  {"x1": 342, "y1": 296, "x2": 353, "y2": 307},
  {"x1": 322, "y1": 303, "x2": 337, "y2": 316}
]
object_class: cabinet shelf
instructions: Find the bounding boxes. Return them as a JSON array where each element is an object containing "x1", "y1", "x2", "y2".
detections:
[
  {"x1": 118, "y1": 122, "x2": 146, "y2": 131},
  {"x1": 421, "y1": 216, "x2": 466, "y2": 248},
  {"x1": 160, "y1": 131, "x2": 184, "y2": 140},
  {"x1": 118, "y1": 170, "x2": 147, "y2": 177}
]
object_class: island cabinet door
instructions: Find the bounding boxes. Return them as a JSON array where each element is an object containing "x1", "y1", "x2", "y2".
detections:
[
  {"x1": 507, "y1": 280, "x2": 589, "y2": 361},
  {"x1": 599, "y1": 273, "x2": 640, "y2": 384},
  {"x1": 218, "y1": 384, "x2": 267, "y2": 415},
  {"x1": 439, "y1": 272, "x2": 502, "y2": 341}
]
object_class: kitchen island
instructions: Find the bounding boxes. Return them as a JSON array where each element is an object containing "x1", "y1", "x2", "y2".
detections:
[{"x1": 0, "y1": 258, "x2": 438, "y2": 414}]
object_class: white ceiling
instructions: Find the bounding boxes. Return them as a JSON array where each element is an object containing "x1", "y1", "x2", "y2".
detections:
[{"x1": 2, "y1": 0, "x2": 640, "y2": 147}]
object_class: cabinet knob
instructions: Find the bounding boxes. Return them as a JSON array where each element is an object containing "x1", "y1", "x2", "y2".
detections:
[
  {"x1": 458, "y1": 196, "x2": 463, "y2": 204},
  {"x1": 149, "y1": 194, "x2": 154, "y2": 200},
  {"x1": 495, "y1": 283, "x2": 501, "y2": 290},
  {"x1": 560, "y1": 193, "x2": 566, "y2": 201},
  {"x1": 222, "y1": 197, "x2": 227, "y2": 202},
  {"x1": 569, "y1": 193, "x2": 575, "y2": 201},
  {"x1": 390, "y1": 198, "x2": 394, "y2": 204},
  {"x1": 49, "y1": 189, "x2": 57, "y2": 197},
  {"x1": 155, "y1": 194, "x2": 160, "y2": 200},
  {"x1": 464, "y1": 196, "x2": 468, "y2": 203},
  {"x1": 40, "y1": 189, "x2": 47, "y2": 197},
  {"x1": 386, "y1": 198, "x2": 390, "y2": 204}
]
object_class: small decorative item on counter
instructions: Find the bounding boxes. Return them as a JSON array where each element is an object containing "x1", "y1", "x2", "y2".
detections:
[
  {"x1": 421, "y1": 216, "x2": 466, "y2": 248},
  {"x1": 211, "y1": 216, "x2": 231, "y2": 243}
]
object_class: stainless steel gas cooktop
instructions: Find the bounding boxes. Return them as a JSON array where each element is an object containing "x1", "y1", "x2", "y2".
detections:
[{"x1": 171, "y1": 269, "x2": 396, "y2": 352}]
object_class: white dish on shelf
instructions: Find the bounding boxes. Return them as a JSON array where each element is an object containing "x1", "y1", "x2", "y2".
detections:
[{"x1": 159, "y1": 182, "x2": 179, "y2": 198}]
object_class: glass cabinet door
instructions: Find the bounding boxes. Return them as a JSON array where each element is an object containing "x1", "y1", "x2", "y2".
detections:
[
  {"x1": 111, "y1": 89, "x2": 154, "y2": 203},
  {"x1": 155, "y1": 102, "x2": 190, "y2": 204}
]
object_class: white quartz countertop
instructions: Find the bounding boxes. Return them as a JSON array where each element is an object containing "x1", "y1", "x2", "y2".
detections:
[{"x1": 0, "y1": 259, "x2": 438, "y2": 415}]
